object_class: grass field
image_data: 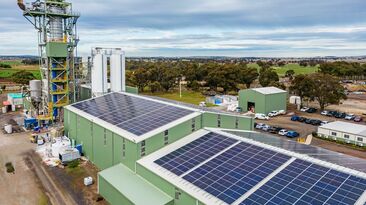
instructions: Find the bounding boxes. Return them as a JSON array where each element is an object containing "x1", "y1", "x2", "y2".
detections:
[
  {"x1": 0, "y1": 68, "x2": 41, "y2": 79},
  {"x1": 0, "y1": 60, "x2": 41, "y2": 80},
  {"x1": 144, "y1": 90, "x2": 216, "y2": 106},
  {"x1": 247, "y1": 63, "x2": 319, "y2": 76}
]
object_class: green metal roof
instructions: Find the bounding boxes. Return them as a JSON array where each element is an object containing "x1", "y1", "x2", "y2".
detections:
[{"x1": 98, "y1": 163, "x2": 173, "y2": 205}]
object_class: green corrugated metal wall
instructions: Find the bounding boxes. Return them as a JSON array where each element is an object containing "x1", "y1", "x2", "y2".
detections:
[{"x1": 239, "y1": 89, "x2": 287, "y2": 114}]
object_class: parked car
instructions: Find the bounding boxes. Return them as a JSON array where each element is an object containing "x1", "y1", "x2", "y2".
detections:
[
  {"x1": 291, "y1": 115, "x2": 300, "y2": 121},
  {"x1": 255, "y1": 123, "x2": 265, "y2": 129},
  {"x1": 345, "y1": 114, "x2": 355, "y2": 120},
  {"x1": 268, "y1": 111, "x2": 279, "y2": 117},
  {"x1": 286, "y1": 131, "x2": 300, "y2": 138},
  {"x1": 199, "y1": 102, "x2": 207, "y2": 107},
  {"x1": 278, "y1": 110, "x2": 286, "y2": 115},
  {"x1": 278, "y1": 129, "x2": 288, "y2": 136},
  {"x1": 305, "y1": 118, "x2": 312, "y2": 124},
  {"x1": 335, "y1": 112, "x2": 346, "y2": 118},
  {"x1": 298, "y1": 117, "x2": 307, "y2": 122},
  {"x1": 321, "y1": 121, "x2": 329, "y2": 126},
  {"x1": 300, "y1": 107, "x2": 309, "y2": 112},
  {"x1": 306, "y1": 108, "x2": 317, "y2": 113},
  {"x1": 255, "y1": 113, "x2": 270, "y2": 120},
  {"x1": 320, "y1": 110, "x2": 329, "y2": 116},
  {"x1": 262, "y1": 125, "x2": 272, "y2": 132},
  {"x1": 310, "y1": 119, "x2": 322, "y2": 126},
  {"x1": 327, "y1": 111, "x2": 337, "y2": 117},
  {"x1": 354, "y1": 116, "x2": 363, "y2": 122},
  {"x1": 270, "y1": 126, "x2": 283, "y2": 134}
]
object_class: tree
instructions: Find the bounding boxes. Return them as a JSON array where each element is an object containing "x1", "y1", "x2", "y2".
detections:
[
  {"x1": 239, "y1": 66, "x2": 258, "y2": 88},
  {"x1": 311, "y1": 73, "x2": 347, "y2": 110},
  {"x1": 131, "y1": 68, "x2": 150, "y2": 92},
  {"x1": 11, "y1": 70, "x2": 35, "y2": 85},
  {"x1": 160, "y1": 67, "x2": 178, "y2": 92},
  {"x1": 290, "y1": 73, "x2": 347, "y2": 110},
  {"x1": 259, "y1": 68, "x2": 279, "y2": 87},
  {"x1": 285, "y1": 69, "x2": 295, "y2": 80}
]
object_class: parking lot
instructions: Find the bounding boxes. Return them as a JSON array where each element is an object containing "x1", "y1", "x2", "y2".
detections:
[{"x1": 254, "y1": 107, "x2": 366, "y2": 160}]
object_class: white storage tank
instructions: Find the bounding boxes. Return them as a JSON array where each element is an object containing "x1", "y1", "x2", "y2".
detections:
[
  {"x1": 91, "y1": 48, "x2": 108, "y2": 96},
  {"x1": 29, "y1": 80, "x2": 42, "y2": 101},
  {"x1": 110, "y1": 49, "x2": 126, "y2": 92}
]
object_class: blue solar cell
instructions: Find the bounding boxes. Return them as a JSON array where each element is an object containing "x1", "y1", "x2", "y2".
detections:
[
  {"x1": 155, "y1": 132, "x2": 238, "y2": 176},
  {"x1": 240, "y1": 159, "x2": 366, "y2": 205},
  {"x1": 72, "y1": 93, "x2": 194, "y2": 136},
  {"x1": 183, "y1": 142, "x2": 291, "y2": 204}
]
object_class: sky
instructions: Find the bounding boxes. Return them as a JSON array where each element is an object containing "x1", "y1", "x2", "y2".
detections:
[{"x1": 0, "y1": 0, "x2": 366, "y2": 57}]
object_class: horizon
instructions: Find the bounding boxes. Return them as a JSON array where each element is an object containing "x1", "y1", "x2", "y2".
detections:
[{"x1": 1, "y1": 0, "x2": 366, "y2": 57}]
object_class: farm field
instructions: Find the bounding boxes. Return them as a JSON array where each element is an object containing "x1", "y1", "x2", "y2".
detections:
[
  {"x1": 247, "y1": 63, "x2": 319, "y2": 76},
  {"x1": 0, "y1": 60, "x2": 41, "y2": 80}
]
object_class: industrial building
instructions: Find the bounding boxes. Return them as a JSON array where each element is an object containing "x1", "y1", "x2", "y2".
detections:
[
  {"x1": 239, "y1": 87, "x2": 287, "y2": 114},
  {"x1": 318, "y1": 121, "x2": 366, "y2": 146},
  {"x1": 18, "y1": 0, "x2": 80, "y2": 121},
  {"x1": 64, "y1": 92, "x2": 366, "y2": 205}
]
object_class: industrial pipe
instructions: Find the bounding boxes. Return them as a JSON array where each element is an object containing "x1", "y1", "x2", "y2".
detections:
[{"x1": 17, "y1": 0, "x2": 26, "y2": 10}]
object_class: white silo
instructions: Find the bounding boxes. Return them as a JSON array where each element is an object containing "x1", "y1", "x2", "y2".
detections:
[
  {"x1": 110, "y1": 49, "x2": 126, "y2": 92},
  {"x1": 91, "y1": 48, "x2": 108, "y2": 96}
]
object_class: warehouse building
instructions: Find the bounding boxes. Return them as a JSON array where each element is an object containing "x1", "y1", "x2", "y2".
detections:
[
  {"x1": 64, "y1": 92, "x2": 366, "y2": 205},
  {"x1": 318, "y1": 121, "x2": 366, "y2": 146},
  {"x1": 239, "y1": 87, "x2": 287, "y2": 114}
]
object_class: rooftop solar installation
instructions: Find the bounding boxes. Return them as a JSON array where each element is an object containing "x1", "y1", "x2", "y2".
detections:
[
  {"x1": 71, "y1": 93, "x2": 195, "y2": 136},
  {"x1": 182, "y1": 142, "x2": 291, "y2": 204},
  {"x1": 240, "y1": 159, "x2": 366, "y2": 205},
  {"x1": 227, "y1": 130, "x2": 366, "y2": 173},
  {"x1": 154, "y1": 132, "x2": 238, "y2": 176}
]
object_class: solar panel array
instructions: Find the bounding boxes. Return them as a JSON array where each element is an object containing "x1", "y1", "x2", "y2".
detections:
[
  {"x1": 241, "y1": 159, "x2": 366, "y2": 205},
  {"x1": 227, "y1": 131, "x2": 366, "y2": 173},
  {"x1": 72, "y1": 93, "x2": 194, "y2": 136},
  {"x1": 152, "y1": 132, "x2": 366, "y2": 205},
  {"x1": 183, "y1": 142, "x2": 291, "y2": 204},
  {"x1": 154, "y1": 132, "x2": 238, "y2": 176}
]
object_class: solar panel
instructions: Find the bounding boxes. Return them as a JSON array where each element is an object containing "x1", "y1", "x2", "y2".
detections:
[
  {"x1": 226, "y1": 131, "x2": 366, "y2": 173},
  {"x1": 154, "y1": 132, "x2": 238, "y2": 176},
  {"x1": 71, "y1": 93, "x2": 195, "y2": 136},
  {"x1": 240, "y1": 159, "x2": 366, "y2": 205},
  {"x1": 183, "y1": 142, "x2": 291, "y2": 204}
]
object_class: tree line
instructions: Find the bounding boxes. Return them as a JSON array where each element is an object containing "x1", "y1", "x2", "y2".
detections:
[{"x1": 126, "y1": 61, "x2": 286, "y2": 93}]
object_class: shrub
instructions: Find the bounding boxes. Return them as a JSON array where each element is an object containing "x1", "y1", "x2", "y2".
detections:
[
  {"x1": 68, "y1": 160, "x2": 79, "y2": 169},
  {"x1": 5, "y1": 162, "x2": 15, "y2": 173}
]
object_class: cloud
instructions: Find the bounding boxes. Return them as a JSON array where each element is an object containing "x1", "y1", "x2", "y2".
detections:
[{"x1": 1, "y1": 0, "x2": 366, "y2": 56}]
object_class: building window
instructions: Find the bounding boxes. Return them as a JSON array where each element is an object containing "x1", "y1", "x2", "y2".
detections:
[
  {"x1": 217, "y1": 115, "x2": 221, "y2": 128},
  {"x1": 103, "y1": 129, "x2": 107, "y2": 146},
  {"x1": 164, "y1": 130, "x2": 169, "y2": 145},
  {"x1": 191, "y1": 119, "x2": 196, "y2": 132},
  {"x1": 235, "y1": 117, "x2": 239, "y2": 129},
  {"x1": 331, "y1": 132, "x2": 337, "y2": 136},
  {"x1": 357, "y1": 137, "x2": 363, "y2": 142},
  {"x1": 141, "y1": 140, "x2": 146, "y2": 157},
  {"x1": 122, "y1": 138, "x2": 126, "y2": 159},
  {"x1": 344, "y1": 134, "x2": 350, "y2": 139},
  {"x1": 175, "y1": 188, "x2": 181, "y2": 200}
]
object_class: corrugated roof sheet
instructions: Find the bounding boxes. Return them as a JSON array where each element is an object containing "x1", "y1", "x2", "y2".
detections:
[
  {"x1": 251, "y1": 86, "x2": 287, "y2": 95},
  {"x1": 99, "y1": 163, "x2": 173, "y2": 205},
  {"x1": 319, "y1": 121, "x2": 366, "y2": 137}
]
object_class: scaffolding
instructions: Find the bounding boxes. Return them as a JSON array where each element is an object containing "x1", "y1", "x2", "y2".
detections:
[{"x1": 18, "y1": 0, "x2": 80, "y2": 121}]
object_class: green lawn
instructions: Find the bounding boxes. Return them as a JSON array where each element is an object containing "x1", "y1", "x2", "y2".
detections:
[
  {"x1": 247, "y1": 63, "x2": 319, "y2": 76},
  {"x1": 144, "y1": 91, "x2": 216, "y2": 106}
]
